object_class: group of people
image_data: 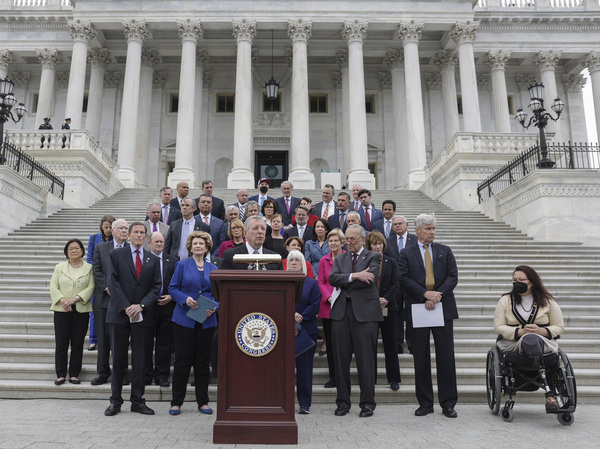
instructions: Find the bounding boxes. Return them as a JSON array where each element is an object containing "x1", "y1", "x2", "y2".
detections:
[{"x1": 49, "y1": 178, "x2": 565, "y2": 418}]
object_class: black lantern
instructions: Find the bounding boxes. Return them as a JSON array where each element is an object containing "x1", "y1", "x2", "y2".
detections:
[{"x1": 0, "y1": 77, "x2": 27, "y2": 148}]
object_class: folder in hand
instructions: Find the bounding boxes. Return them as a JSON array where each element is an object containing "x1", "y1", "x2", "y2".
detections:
[{"x1": 186, "y1": 294, "x2": 218, "y2": 324}]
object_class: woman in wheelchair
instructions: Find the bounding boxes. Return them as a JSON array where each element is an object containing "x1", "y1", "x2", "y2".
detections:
[{"x1": 493, "y1": 265, "x2": 564, "y2": 411}]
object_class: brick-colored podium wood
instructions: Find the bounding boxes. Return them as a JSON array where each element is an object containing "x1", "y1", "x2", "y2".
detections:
[{"x1": 210, "y1": 271, "x2": 305, "y2": 445}]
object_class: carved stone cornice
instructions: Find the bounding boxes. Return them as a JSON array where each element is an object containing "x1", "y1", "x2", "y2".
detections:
[
  {"x1": 0, "y1": 49, "x2": 14, "y2": 71},
  {"x1": 122, "y1": 19, "x2": 149, "y2": 44},
  {"x1": 378, "y1": 71, "x2": 392, "y2": 89},
  {"x1": 383, "y1": 49, "x2": 404, "y2": 70},
  {"x1": 152, "y1": 71, "x2": 167, "y2": 89},
  {"x1": 516, "y1": 73, "x2": 537, "y2": 91},
  {"x1": 342, "y1": 20, "x2": 368, "y2": 44},
  {"x1": 331, "y1": 71, "x2": 342, "y2": 89},
  {"x1": 534, "y1": 51, "x2": 561, "y2": 71},
  {"x1": 104, "y1": 71, "x2": 122, "y2": 88},
  {"x1": 177, "y1": 19, "x2": 203, "y2": 43},
  {"x1": 87, "y1": 48, "x2": 112, "y2": 69},
  {"x1": 395, "y1": 21, "x2": 423, "y2": 45},
  {"x1": 425, "y1": 73, "x2": 442, "y2": 90},
  {"x1": 196, "y1": 49, "x2": 209, "y2": 67},
  {"x1": 232, "y1": 19, "x2": 256, "y2": 43},
  {"x1": 68, "y1": 19, "x2": 96, "y2": 43},
  {"x1": 433, "y1": 49, "x2": 458, "y2": 70},
  {"x1": 7, "y1": 71, "x2": 30, "y2": 88},
  {"x1": 203, "y1": 71, "x2": 212, "y2": 88},
  {"x1": 35, "y1": 48, "x2": 63, "y2": 70},
  {"x1": 56, "y1": 72, "x2": 69, "y2": 89},
  {"x1": 485, "y1": 50, "x2": 511, "y2": 71},
  {"x1": 141, "y1": 48, "x2": 161, "y2": 69},
  {"x1": 335, "y1": 49, "x2": 348, "y2": 69},
  {"x1": 288, "y1": 19, "x2": 312, "y2": 44},
  {"x1": 561, "y1": 73, "x2": 586, "y2": 93},
  {"x1": 582, "y1": 51, "x2": 600, "y2": 73},
  {"x1": 477, "y1": 74, "x2": 490, "y2": 91},
  {"x1": 451, "y1": 21, "x2": 480, "y2": 45}
]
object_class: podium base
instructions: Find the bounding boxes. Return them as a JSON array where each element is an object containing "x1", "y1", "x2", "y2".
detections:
[{"x1": 213, "y1": 421, "x2": 298, "y2": 445}]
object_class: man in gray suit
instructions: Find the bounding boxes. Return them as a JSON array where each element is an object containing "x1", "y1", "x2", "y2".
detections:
[
  {"x1": 143, "y1": 200, "x2": 169, "y2": 252},
  {"x1": 329, "y1": 224, "x2": 382, "y2": 418}
]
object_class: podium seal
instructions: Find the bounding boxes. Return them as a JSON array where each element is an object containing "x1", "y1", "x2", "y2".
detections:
[{"x1": 236, "y1": 313, "x2": 278, "y2": 357}]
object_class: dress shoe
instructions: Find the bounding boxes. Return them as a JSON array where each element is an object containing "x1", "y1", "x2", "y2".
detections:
[
  {"x1": 318, "y1": 350, "x2": 327, "y2": 356},
  {"x1": 131, "y1": 404, "x2": 155, "y2": 415},
  {"x1": 414, "y1": 406, "x2": 434, "y2": 416},
  {"x1": 397, "y1": 345, "x2": 404, "y2": 354},
  {"x1": 442, "y1": 407, "x2": 458, "y2": 418},
  {"x1": 390, "y1": 382, "x2": 400, "y2": 391},
  {"x1": 324, "y1": 379, "x2": 336, "y2": 389},
  {"x1": 359, "y1": 406, "x2": 374, "y2": 418},
  {"x1": 104, "y1": 404, "x2": 121, "y2": 416},
  {"x1": 122, "y1": 378, "x2": 130, "y2": 386},
  {"x1": 69, "y1": 377, "x2": 81, "y2": 385},
  {"x1": 54, "y1": 378, "x2": 66, "y2": 385},
  {"x1": 299, "y1": 407, "x2": 310, "y2": 415},
  {"x1": 91, "y1": 375, "x2": 108, "y2": 386},
  {"x1": 144, "y1": 378, "x2": 153, "y2": 386},
  {"x1": 88, "y1": 343, "x2": 97, "y2": 351},
  {"x1": 334, "y1": 405, "x2": 350, "y2": 416},
  {"x1": 157, "y1": 379, "x2": 170, "y2": 388},
  {"x1": 198, "y1": 406, "x2": 213, "y2": 415}
]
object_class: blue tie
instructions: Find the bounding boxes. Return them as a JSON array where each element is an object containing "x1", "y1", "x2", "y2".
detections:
[{"x1": 398, "y1": 235, "x2": 404, "y2": 253}]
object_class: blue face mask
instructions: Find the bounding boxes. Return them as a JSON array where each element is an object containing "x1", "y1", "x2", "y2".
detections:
[{"x1": 513, "y1": 281, "x2": 528, "y2": 294}]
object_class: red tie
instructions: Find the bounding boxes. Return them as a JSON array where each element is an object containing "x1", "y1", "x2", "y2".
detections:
[
  {"x1": 365, "y1": 207, "x2": 371, "y2": 229},
  {"x1": 352, "y1": 253, "x2": 358, "y2": 272},
  {"x1": 135, "y1": 249, "x2": 142, "y2": 280},
  {"x1": 204, "y1": 216, "x2": 209, "y2": 225}
]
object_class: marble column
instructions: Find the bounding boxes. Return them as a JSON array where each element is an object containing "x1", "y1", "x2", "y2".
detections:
[
  {"x1": 35, "y1": 48, "x2": 62, "y2": 126},
  {"x1": 102, "y1": 71, "x2": 122, "y2": 152},
  {"x1": 85, "y1": 48, "x2": 111, "y2": 140},
  {"x1": 136, "y1": 48, "x2": 160, "y2": 187},
  {"x1": 396, "y1": 21, "x2": 426, "y2": 189},
  {"x1": 228, "y1": 19, "x2": 256, "y2": 188},
  {"x1": 451, "y1": 21, "x2": 482, "y2": 133},
  {"x1": 193, "y1": 49, "x2": 208, "y2": 186},
  {"x1": 151, "y1": 71, "x2": 168, "y2": 187},
  {"x1": 335, "y1": 50, "x2": 351, "y2": 180},
  {"x1": 288, "y1": 19, "x2": 315, "y2": 188},
  {"x1": 561, "y1": 73, "x2": 588, "y2": 143},
  {"x1": 583, "y1": 51, "x2": 600, "y2": 142},
  {"x1": 0, "y1": 49, "x2": 14, "y2": 79},
  {"x1": 433, "y1": 49, "x2": 460, "y2": 143},
  {"x1": 384, "y1": 49, "x2": 408, "y2": 189},
  {"x1": 343, "y1": 20, "x2": 375, "y2": 189},
  {"x1": 534, "y1": 51, "x2": 563, "y2": 143},
  {"x1": 64, "y1": 20, "x2": 96, "y2": 129},
  {"x1": 486, "y1": 50, "x2": 511, "y2": 133},
  {"x1": 378, "y1": 71, "x2": 394, "y2": 189},
  {"x1": 117, "y1": 19, "x2": 148, "y2": 187},
  {"x1": 168, "y1": 19, "x2": 202, "y2": 188}
]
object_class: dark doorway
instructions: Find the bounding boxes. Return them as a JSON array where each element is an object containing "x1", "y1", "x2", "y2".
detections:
[{"x1": 255, "y1": 151, "x2": 288, "y2": 188}]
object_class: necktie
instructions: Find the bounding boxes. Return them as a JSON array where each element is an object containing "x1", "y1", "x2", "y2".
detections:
[
  {"x1": 153, "y1": 223, "x2": 157, "y2": 233},
  {"x1": 385, "y1": 221, "x2": 391, "y2": 238},
  {"x1": 260, "y1": 196, "x2": 264, "y2": 207},
  {"x1": 162, "y1": 206, "x2": 168, "y2": 224},
  {"x1": 179, "y1": 222, "x2": 191, "y2": 260},
  {"x1": 364, "y1": 207, "x2": 371, "y2": 229},
  {"x1": 204, "y1": 216, "x2": 209, "y2": 225},
  {"x1": 340, "y1": 212, "x2": 346, "y2": 228},
  {"x1": 352, "y1": 253, "x2": 358, "y2": 272},
  {"x1": 354, "y1": 201, "x2": 360, "y2": 211},
  {"x1": 286, "y1": 197, "x2": 290, "y2": 214},
  {"x1": 253, "y1": 250, "x2": 259, "y2": 255},
  {"x1": 398, "y1": 235, "x2": 404, "y2": 253},
  {"x1": 424, "y1": 244, "x2": 435, "y2": 291},
  {"x1": 323, "y1": 204, "x2": 329, "y2": 219},
  {"x1": 135, "y1": 249, "x2": 142, "y2": 280},
  {"x1": 298, "y1": 226, "x2": 304, "y2": 239}
]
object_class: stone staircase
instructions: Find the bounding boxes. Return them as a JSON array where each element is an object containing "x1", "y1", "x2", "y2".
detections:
[{"x1": 0, "y1": 187, "x2": 599, "y2": 405}]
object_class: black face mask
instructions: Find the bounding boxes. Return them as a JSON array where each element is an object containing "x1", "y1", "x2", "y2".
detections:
[
  {"x1": 259, "y1": 186, "x2": 269, "y2": 194},
  {"x1": 513, "y1": 281, "x2": 528, "y2": 294}
]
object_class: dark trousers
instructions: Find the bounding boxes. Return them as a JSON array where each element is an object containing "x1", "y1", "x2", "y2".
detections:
[
  {"x1": 295, "y1": 331, "x2": 317, "y2": 408},
  {"x1": 109, "y1": 322, "x2": 150, "y2": 406},
  {"x1": 144, "y1": 303, "x2": 174, "y2": 382},
  {"x1": 411, "y1": 319, "x2": 458, "y2": 409},
  {"x1": 332, "y1": 301, "x2": 378, "y2": 409},
  {"x1": 396, "y1": 297, "x2": 414, "y2": 351},
  {"x1": 93, "y1": 306, "x2": 111, "y2": 377},
  {"x1": 171, "y1": 322, "x2": 214, "y2": 408},
  {"x1": 53, "y1": 310, "x2": 89, "y2": 378},
  {"x1": 378, "y1": 311, "x2": 401, "y2": 383},
  {"x1": 322, "y1": 318, "x2": 335, "y2": 381}
]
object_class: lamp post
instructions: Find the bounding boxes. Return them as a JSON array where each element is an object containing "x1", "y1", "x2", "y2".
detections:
[
  {"x1": 515, "y1": 80, "x2": 564, "y2": 169},
  {"x1": 0, "y1": 77, "x2": 27, "y2": 150}
]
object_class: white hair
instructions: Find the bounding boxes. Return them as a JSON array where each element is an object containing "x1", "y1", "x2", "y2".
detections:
[{"x1": 286, "y1": 250, "x2": 307, "y2": 275}]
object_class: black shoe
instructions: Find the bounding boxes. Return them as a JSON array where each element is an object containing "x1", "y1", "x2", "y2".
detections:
[
  {"x1": 318, "y1": 350, "x2": 327, "y2": 356},
  {"x1": 158, "y1": 379, "x2": 170, "y2": 388},
  {"x1": 144, "y1": 378, "x2": 153, "y2": 386},
  {"x1": 88, "y1": 344, "x2": 97, "y2": 351},
  {"x1": 104, "y1": 404, "x2": 121, "y2": 416},
  {"x1": 334, "y1": 405, "x2": 350, "y2": 416},
  {"x1": 442, "y1": 407, "x2": 457, "y2": 418},
  {"x1": 54, "y1": 378, "x2": 66, "y2": 385},
  {"x1": 415, "y1": 406, "x2": 434, "y2": 416},
  {"x1": 408, "y1": 347, "x2": 413, "y2": 355},
  {"x1": 397, "y1": 345, "x2": 404, "y2": 354},
  {"x1": 131, "y1": 404, "x2": 155, "y2": 415},
  {"x1": 122, "y1": 378, "x2": 130, "y2": 386},
  {"x1": 91, "y1": 375, "x2": 108, "y2": 386},
  {"x1": 69, "y1": 378, "x2": 81, "y2": 385},
  {"x1": 359, "y1": 406, "x2": 374, "y2": 418},
  {"x1": 324, "y1": 379, "x2": 336, "y2": 388},
  {"x1": 390, "y1": 382, "x2": 400, "y2": 391}
]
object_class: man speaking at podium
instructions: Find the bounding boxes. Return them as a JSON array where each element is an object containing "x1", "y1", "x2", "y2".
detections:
[{"x1": 221, "y1": 216, "x2": 280, "y2": 270}]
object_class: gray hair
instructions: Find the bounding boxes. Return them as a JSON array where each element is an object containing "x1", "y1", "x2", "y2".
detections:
[
  {"x1": 112, "y1": 218, "x2": 128, "y2": 230},
  {"x1": 347, "y1": 223, "x2": 366, "y2": 238},
  {"x1": 414, "y1": 213, "x2": 436, "y2": 229},
  {"x1": 226, "y1": 204, "x2": 239, "y2": 215},
  {"x1": 244, "y1": 215, "x2": 265, "y2": 231},
  {"x1": 159, "y1": 186, "x2": 172, "y2": 194},
  {"x1": 286, "y1": 250, "x2": 307, "y2": 275},
  {"x1": 392, "y1": 215, "x2": 408, "y2": 224},
  {"x1": 346, "y1": 211, "x2": 361, "y2": 223},
  {"x1": 281, "y1": 180, "x2": 294, "y2": 189},
  {"x1": 246, "y1": 200, "x2": 259, "y2": 210},
  {"x1": 146, "y1": 199, "x2": 161, "y2": 212}
]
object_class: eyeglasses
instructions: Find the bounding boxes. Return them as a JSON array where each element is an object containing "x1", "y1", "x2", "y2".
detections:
[{"x1": 346, "y1": 236, "x2": 361, "y2": 242}]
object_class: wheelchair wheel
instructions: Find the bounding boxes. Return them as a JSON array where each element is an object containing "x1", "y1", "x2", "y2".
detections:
[
  {"x1": 501, "y1": 406, "x2": 514, "y2": 423},
  {"x1": 557, "y1": 412, "x2": 574, "y2": 426},
  {"x1": 558, "y1": 350, "x2": 577, "y2": 411},
  {"x1": 486, "y1": 347, "x2": 501, "y2": 415}
]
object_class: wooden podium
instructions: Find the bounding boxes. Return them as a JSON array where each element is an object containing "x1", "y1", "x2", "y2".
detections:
[{"x1": 210, "y1": 270, "x2": 305, "y2": 445}]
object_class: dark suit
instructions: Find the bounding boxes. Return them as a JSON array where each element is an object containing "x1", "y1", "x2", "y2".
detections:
[
  {"x1": 92, "y1": 241, "x2": 129, "y2": 378},
  {"x1": 248, "y1": 194, "x2": 275, "y2": 206},
  {"x1": 329, "y1": 249, "x2": 382, "y2": 410},
  {"x1": 197, "y1": 215, "x2": 227, "y2": 256},
  {"x1": 193, "y1": 196, "x2": 225, "y2": 221},
  {"x1": 357, "y1": 206, "x2": 384, "y2": 232},
  {"x1": 283, "y1": 224, "x2": 313, "y2": 242},
  {"x1": 160, "y1": 205, "x2": 182, "y2": 226},
  {"x1": 371, "y1": 218, "x2": 394, "y2": 239},
  {"x1": 164, "y1": 217, "x2": 210, "y2": 259},
  {"x1": 169, "y1": 197, "x2": 184, "y2": 211},
  {"x1": 144, "y1": 253, "x2": 178, "y2": 384},
  {"x1": 274, "y1": 196, "x2": 300, "y2": 226},
  {"x1": 398, "y1": 242, "x2": 459, "y2": 410},
  {"x1": 377, "y1": 256, "x2": 401, "y2": 383},
  {"x1": 328, "y1": 210, "x2": 349, "y2": 233},
  {"x1": 312, "y1": 201, "x2": 338, "y2": 220},
  {"x1": 107, "y1": 247, "x2": 161, "y2": 407},
  {"x1": 221, "y1": 245, "x2": 281, "y2": 270}
]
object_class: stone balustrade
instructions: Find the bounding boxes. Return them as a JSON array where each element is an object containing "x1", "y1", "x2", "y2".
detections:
[{"x1": 476, "y1": 0, "x2": 598, "y2": 10}]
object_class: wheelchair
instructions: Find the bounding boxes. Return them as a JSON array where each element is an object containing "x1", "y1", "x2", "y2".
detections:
[{"x1": 486, "y1": 344, "x2": 576, "y2": 425}]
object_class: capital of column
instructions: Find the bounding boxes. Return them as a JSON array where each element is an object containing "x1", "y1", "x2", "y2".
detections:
[
  {"x1": 561, "y1": 73, "x2": 586, "y2": 93},
  {"x1": 87, "y1": 48, "x2": 112, "y2": 69},
  {"x1": 450, "y1": 21, "x2": 480, "y2": 45},
  {"x1": 288, "y1": 19, "x2": 312, "y2": 44},
  {"x1": 122, "y1": 19, "x2": 149, "y2": 44},
  {"x1": 516, "y1": 73, "x2": 537, "y2": 91},
  {"x1": 57, "y1": 72, "x2": 69, "y2": 89},
  {"x1": 477, "y1": 74, "x2": 490, "y2": 91},
  {"x1": 104, "y1": 71, "x2": 122, "y2": 88},
  {"x1": 177, "y1": 19, "x2": 203, "y2": 43},
  {"x1": 378, "y1": 71, "x2": 392, "y2": 89},
  {"x1": 383, "y1": 49, "x2": 404, "y2": 70},
  {"x1": 425, "y1": 72, "x2": 442, "y2": 90},
  {"x1": 395, "y1": 21, "x2": 423, "y2": 45},
  {"x1": 203, "y1": 71, "x2": 212, "y2": 88},
  {"x1": 196, "y1": 49, "x2": 209, "y2": 67},
  {"x1": 153, "y1": 71, "x2": 167, "y2": 88},
  {"x1": 582, "y1": 51, "x2": 600, "y2": 73},
  {"x1": 0, "y1": 49, "x2": 14, "y2": 72},
  {"x1": 36, "y1": 48, "x2": 63, "y2": 69},
  {"x1": 485, "y1": 50, "x2": 511, "y2": 71},
  {"x1": 432, "y1": 49, "x2": 458, "y2": 70},
  {"x1": 335, "y1": 49, "x2": 348, "y2": 69},
  {"x1": 331, "y1": 71, "x2": 342, "y2": 88},
  {"x1": 68, "y1": 19, "x2": 97, "y2": 43},
  {"x1": 7, "y1": 71, "x2": 30, "y2": 88},
  {"x1": 342, "y1": 20, "x2": 368, "y2": 44},
  {"x1": 232, "y1": 19, "x2": 256, "y2": 43},
  {"x1": 141, "y1": 47, "x2": 161, "y2": 69},
  {"x1": 534, "y1": 50, "x2": 561, "y2": 71}
]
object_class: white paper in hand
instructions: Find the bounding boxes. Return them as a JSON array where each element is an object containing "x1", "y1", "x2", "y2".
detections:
[
  {"x1": 412, "y1": 303, "x2": 444, "y2": 328},
  {"x1": 330, "y1": 287, "x2": 341, "y2": 309}
]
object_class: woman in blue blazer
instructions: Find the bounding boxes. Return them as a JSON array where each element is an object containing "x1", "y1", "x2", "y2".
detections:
[
  {"x1": 168, "y1": 231, "x2": 218, "y2": 416},
  {"x1": 305, "y1": 218, "x2": 331, "y2": 278},
  {"x1": 287, "y1": 250, "x2": 321, "y2": 414}
]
